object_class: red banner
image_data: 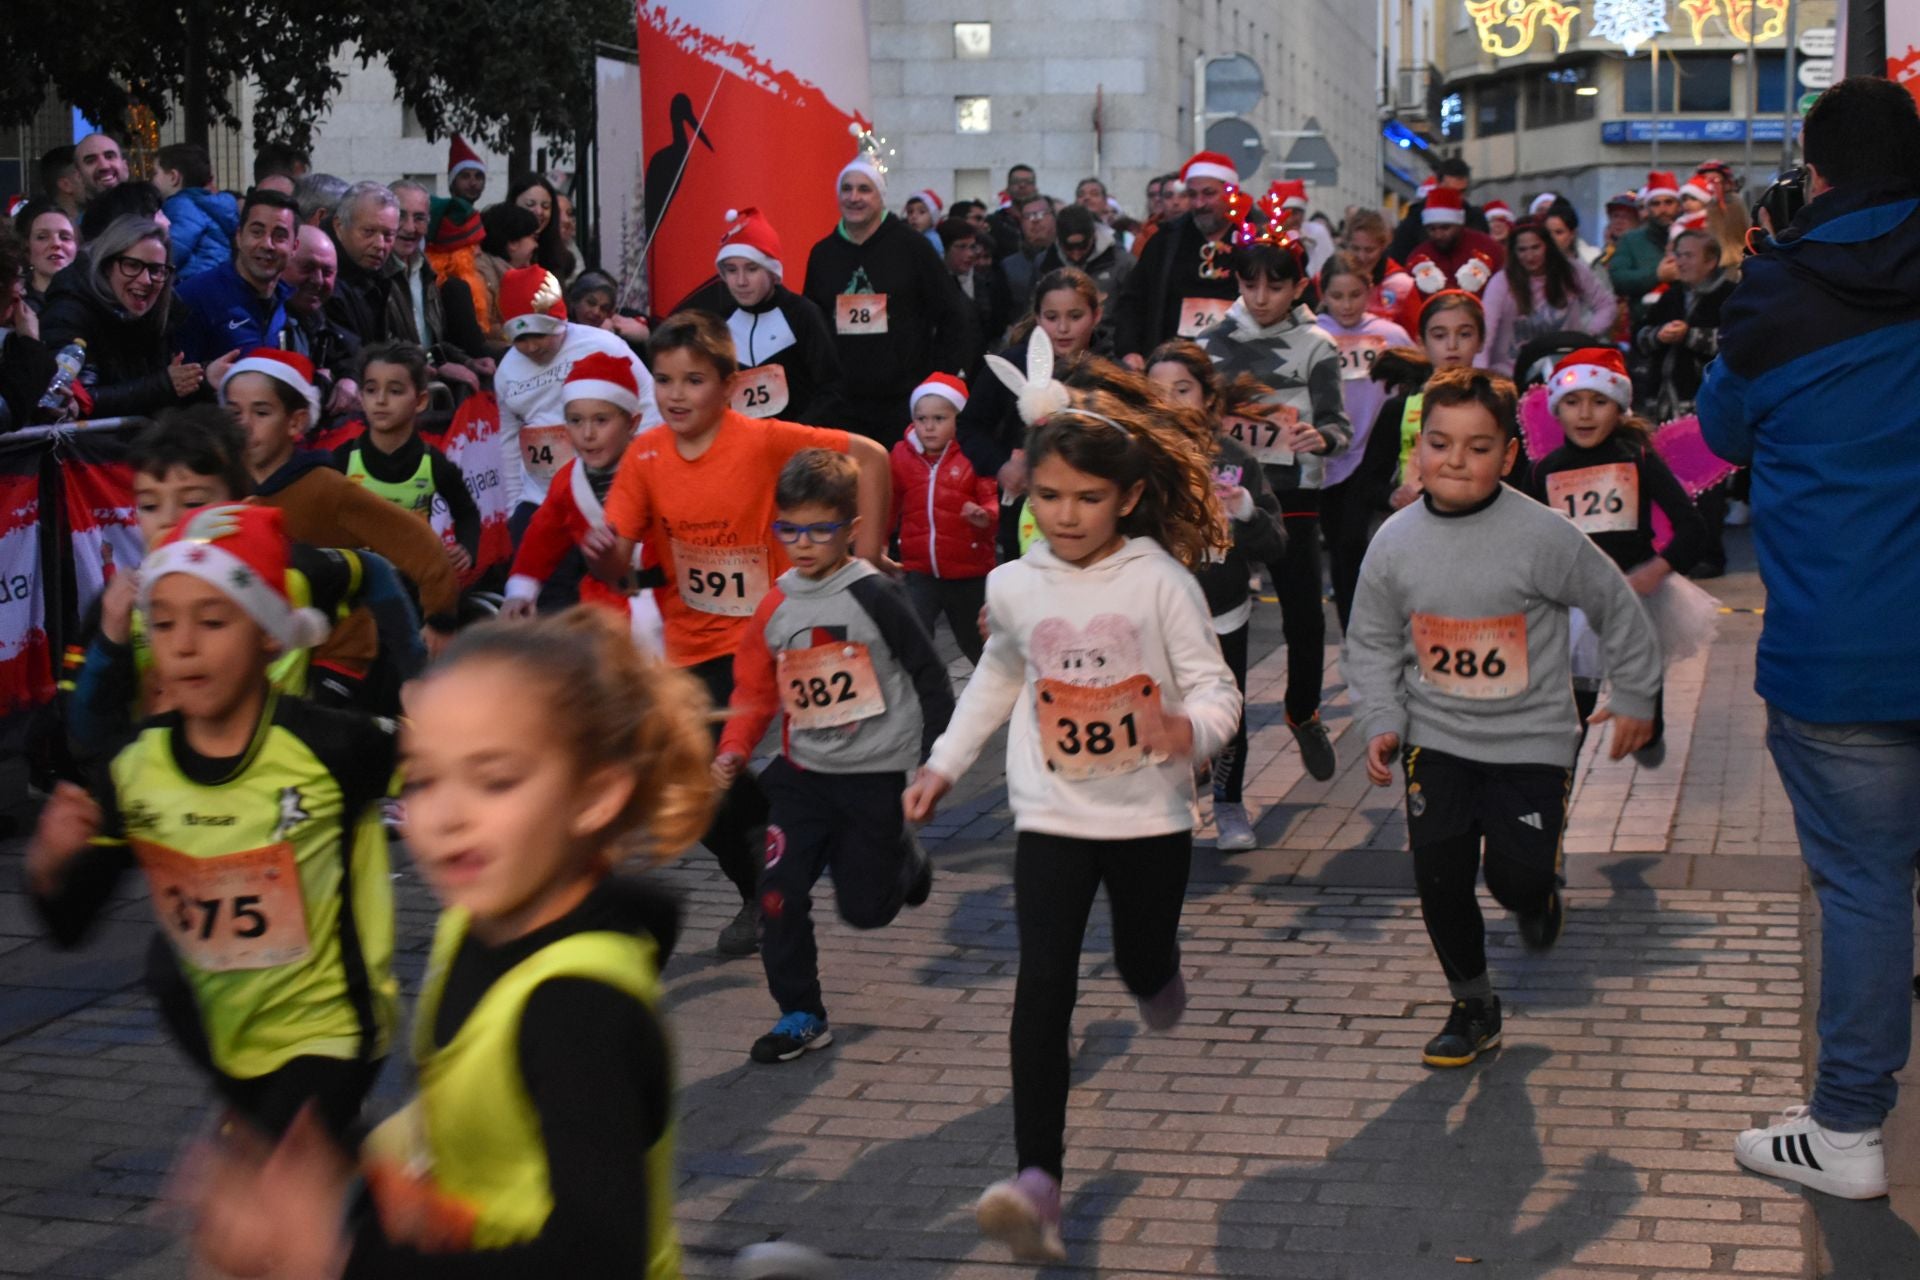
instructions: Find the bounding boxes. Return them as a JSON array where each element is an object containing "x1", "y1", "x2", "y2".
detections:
[
  {"x1": 423, "y1": 393, "x2": 513, "y2": 588},
  {"x1": 0, "y1": 444, "x2": 52, "y2": 719},
  {"x1": 59, "y1": 431, "x2": 147, "y2": 625}
]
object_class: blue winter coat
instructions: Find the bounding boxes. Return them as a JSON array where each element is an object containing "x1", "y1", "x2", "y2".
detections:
[
  {"x1": 163, "y1": 188, "x2": 239, "y2": 281},
  {"x1": 1698, "y1": 180, "x2": 1920, "y2": 723}
]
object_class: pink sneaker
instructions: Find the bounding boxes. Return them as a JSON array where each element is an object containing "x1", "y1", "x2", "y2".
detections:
[
  {"x1": 1137, "y1": 968, "x2": 1188, "y2": 1032},
  {"x1": 976, "y1": 1167, "x2": 1065, "y2": 1262}
]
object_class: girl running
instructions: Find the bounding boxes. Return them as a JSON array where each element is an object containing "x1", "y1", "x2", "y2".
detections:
[
  {"x1": 1145, "y1": 341, "x2": 1285, "y2": 850},
  {"x1": 187, "y1": 607, "x2": 717, "y2": 1277},
  {"x1": 903, "y1": 330, "x2": 1242, "y2": 1263},
  {"x1": 1347, "y1": 290, "x2": 1488, "y2": 527}
]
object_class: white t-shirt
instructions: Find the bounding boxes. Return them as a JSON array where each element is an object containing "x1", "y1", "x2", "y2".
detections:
[{"x1": 494, "y1": 324, "x2": 657, "y2": 509}]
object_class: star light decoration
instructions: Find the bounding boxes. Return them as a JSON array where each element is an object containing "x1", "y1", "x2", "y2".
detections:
[
  {"x1": 846, "y1": 120, "x2": 893, "y2": 181},
  {"x1": 1591, "y1": 0, "x2": 1671, "y2": 55}
]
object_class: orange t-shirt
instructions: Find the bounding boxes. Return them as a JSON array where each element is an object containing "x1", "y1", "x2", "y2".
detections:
[{"x1": 605, "y1": 410, "x2": 851, "y2": 668}]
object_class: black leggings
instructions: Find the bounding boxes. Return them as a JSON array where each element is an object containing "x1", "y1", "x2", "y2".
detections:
[
  {"x1": 1011, "y1": 830, "x2": 1191, "y2": 1180},
  {"x1": 689, "y1": 655, "x2": 772, "y2": 903},
  {"x1": 904, "y1": 571, "x2": 986, "y2": 666},
  {"x1": 1317, "y1": 478, "x2": 1374, "y2": 633},
  {"x1": 1211, "y1": 623, "x2": 1249, "y2": 803},
  {"x1": 1262, "y1": 491, "x2": 1326, "y2": 724}
]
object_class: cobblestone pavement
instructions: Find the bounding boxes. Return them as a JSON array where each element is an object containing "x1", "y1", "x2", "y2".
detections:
[{"x1": 1, "y1": 536, "x2": 1916, "y2": 1277}]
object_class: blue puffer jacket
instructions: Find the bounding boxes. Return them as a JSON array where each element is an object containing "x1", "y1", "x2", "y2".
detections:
[
  {"x1": 1698, "y1": 179, "x2": 1920, "y2": 723},
  {"x1": 162, "y1": 188, "x2": 239, "y2": 281}
]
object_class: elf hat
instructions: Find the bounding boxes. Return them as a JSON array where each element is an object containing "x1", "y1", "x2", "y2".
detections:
[
  {"x1": 715, "y1": 207, "x2": 784, "y2": 278},
  {"x1": 1483, "y1": 200, "x2": 1515, "y2": 224},
  {"x1": 1528, "y1": 192, "x2": 1559, "y2": 216},
  {"x1": 1641, "y1": 170, "x2": 1680, "y2": 202},
  {"x1": 448, "y1": 136, "x2": 485, "y2": 179},
  {"x1": 428, "y1": 196, "x2": 483, "y2": 252},
  {"x1": 1548, "y1": 347, "x2": 1633, "y2": 413},
  {"x1": 140, "y1": 504, "x2": 330, "y2": 652},
  {"x1": 220, "y1": 348, "x2": 320, "y2": 424},
  {"x1": 838, "y1": 156, "x2": 886, "y2": 195},
  {"x1": 561, "y1": 351, "x2": 641, "y2": 415},
  {"x1": 908, "y1": 188, "x2": 943, "y2": 214},
  {"x1": 910, "y1": 373, "x2": 968, "y2": 415},
  {"x1": 1267, "y1": 179, "x2": 1309, "y2": 212},
  {"x1": 499, "y1": 266, "x2": 568, "y2": 339},
  {"x1": 1422, "y1": 186, "x2": 1466, "y2": 225},
  {"x1": 1180, "y1": 151, "x2": 1238, "y2": 187}
]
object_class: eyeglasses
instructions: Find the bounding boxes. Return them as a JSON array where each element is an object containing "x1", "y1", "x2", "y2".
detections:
[
  {"x1": 111, "y1": 256, "x2": 171, "y2": 283},
  {"x1": 771, "y1": 519, "x2": 850, "y2": 545},
  {"x1": 1023, "y1": 209, "x2": 1052, "y2": 222}
]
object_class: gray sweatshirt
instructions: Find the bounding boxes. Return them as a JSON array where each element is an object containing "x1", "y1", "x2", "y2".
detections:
[
  {"x1": 1343, "y1": 486, "x2": 1662, "y2": 768},
  {"x1": 1198, "y1": 300, "x2": 1351, "y2": 492}
]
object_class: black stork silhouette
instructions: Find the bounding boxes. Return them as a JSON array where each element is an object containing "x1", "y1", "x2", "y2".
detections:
[{"x1": 644, "y1": 92, "x2": 715, "y2": 237}]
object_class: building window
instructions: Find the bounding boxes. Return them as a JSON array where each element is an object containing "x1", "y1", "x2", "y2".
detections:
[
  {"x1": 1678, "y1": 56, "x2": 1733, "y2": 111},
  {"x1": 1526, "y1": 63, "x2": 1598, "y2": 128},
  {"x1": 1439, "y1": 90, "x2": 1466, "y2": 141},
  {"x1": 1476, "y1": 81, "x2": 1517, "y2": 137},
  {"x1": 954, "y1": 22, "x2": 991, "y2": 59},
  {"x1": 1754, "y1": 50, "x2": 1790, "y2": 114},
  {"x1": 1624, "y1": 53, "x2": 1733, "y2": 113},
  {"x1": 956, "y1": 96, "x2": 992, "y2": 133}
]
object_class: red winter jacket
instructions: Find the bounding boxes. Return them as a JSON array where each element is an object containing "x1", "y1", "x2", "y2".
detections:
[{"x1": 889, "y1": 429, "x2": 999, "y2": 579}]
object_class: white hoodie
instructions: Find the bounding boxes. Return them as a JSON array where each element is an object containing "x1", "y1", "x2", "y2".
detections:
[
  {"x1": 495, "y1": 323, "x2": 658, "y2": 509},
  {"x1": 926, "y1": 537, "x2": 1242, "y2": 839}
]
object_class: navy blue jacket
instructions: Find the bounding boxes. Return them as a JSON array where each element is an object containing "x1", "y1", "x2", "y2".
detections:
[
  {"x1": 1698, "y1": 180, "x2": 1920, "y2": 723},
  {"x1": 173, "y1": 260, "x2": 289, "y2": 365}
]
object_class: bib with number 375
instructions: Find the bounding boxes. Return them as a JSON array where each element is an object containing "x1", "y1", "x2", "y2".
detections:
[
  {"x1": 134, "y1": 839, "x2": 311, "y2": 972},
  {"x1": 1034, "y1": 677, "x2": 1163, "y2": 780},
  {"x1": 1411, "y1": 612, "x2": 1530, "y2": 700}
]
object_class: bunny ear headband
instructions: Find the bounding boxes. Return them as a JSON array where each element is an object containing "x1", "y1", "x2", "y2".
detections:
[{"x1": 985, "y1": 327, "x2": 1130, "y2": 432}]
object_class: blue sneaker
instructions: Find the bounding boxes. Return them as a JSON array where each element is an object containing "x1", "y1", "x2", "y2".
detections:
[{"x1": 751, "y1": 1012, "x2": 833, "y2": 1064}]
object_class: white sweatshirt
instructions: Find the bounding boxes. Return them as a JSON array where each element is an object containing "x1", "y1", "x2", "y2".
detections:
[
  {"x1": 925, "y1": 537, "x2": 1242, "y2": 839},
  {"x1": 494, "y1": 324, "x2": 658, "y2": 509}
]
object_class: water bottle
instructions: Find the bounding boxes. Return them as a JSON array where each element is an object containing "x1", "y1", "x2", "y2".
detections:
[{"x1": 37, "y1": 338, "x2": 87, "y2": 417}]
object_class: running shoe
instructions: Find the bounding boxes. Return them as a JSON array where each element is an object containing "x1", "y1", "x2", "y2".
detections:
[
  {"x1": 1288, "y1": 713, "x2": 1338, "y2": 781},
  {"x1": 902, "y1": 830, "x2": 933, "y2": 907},
  {"x1": 1137, "y1": 968, "x2": 1188, "y2": 1032},
  {"x1": 750, "y1": 1012, "x2": 834, "y2": 1064},
  {"x1": 1516, "y1": 888, "x2": 1565, "y2": 951},
  {"x1": 1213, "y1": 801, "x2": 1257, "y2": 851},
  {"x1": 1734, "y1": 1105, "x2": 1888, "y2": 1200},
  {"x1": 977, "y1": 1167, "x2": 1066, "y2": 1262},
  {"x1": 1422, "y1": 996, "x2": 1502, "y2": 1068},
  {"x1": 718, "y1": 900, "x2": 760, "y2": 957}
]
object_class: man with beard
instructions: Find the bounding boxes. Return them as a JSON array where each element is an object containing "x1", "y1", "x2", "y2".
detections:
[{"x1": 1113, "y1": 151, "x2": 1243, "y2": 368}]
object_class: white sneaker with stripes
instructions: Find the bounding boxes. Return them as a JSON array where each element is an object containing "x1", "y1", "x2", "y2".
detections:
[{"x1": 1733, "y1": 1104, "x2": 1888, "y2": 1200}]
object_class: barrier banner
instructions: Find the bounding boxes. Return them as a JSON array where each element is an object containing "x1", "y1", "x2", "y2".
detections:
[
  {"x1": 59, "y1": 429, "x2": 145, "y2": 626},
  {"x1": 0, "y1": 441, "x2": 51, "y2": 720},
  {"x1": 422, "y1": 392, "x2": 513, "y2": 588}
]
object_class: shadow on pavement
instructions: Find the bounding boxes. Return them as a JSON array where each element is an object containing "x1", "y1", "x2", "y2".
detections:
[{"x1": 1812, "y1": 1194, "x2": 1920, "y2": 1279}]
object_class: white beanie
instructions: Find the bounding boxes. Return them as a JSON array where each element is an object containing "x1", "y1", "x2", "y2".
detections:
[{"x1": 838, "y1": 157, "x2": 887, "y2": 196}]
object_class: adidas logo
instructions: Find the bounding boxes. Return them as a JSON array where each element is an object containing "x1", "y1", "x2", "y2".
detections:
[
  {"x1": 1518, "y1": 813, "x2": 1543, "y2": 830},
  {"x1": 1772, "y1": 1133, "x2": 1825, "y2": 1171}
]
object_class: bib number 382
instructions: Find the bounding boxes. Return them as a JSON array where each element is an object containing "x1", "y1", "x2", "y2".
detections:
[
  {"x1": 134, "y1": 839, "x2": 310, "y2": 972},
  {"x1": 778, "y1": 642, "x2": 887, "y2": 730},
  {"x1": 1035, "y1": 677, "x2": 1163, "y2": 780},
  {"x1": 1411, "y1": 612, "x2": 1530, "y2": 700}
]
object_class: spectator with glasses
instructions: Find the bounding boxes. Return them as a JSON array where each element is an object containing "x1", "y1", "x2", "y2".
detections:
[
  {"x1": 41, "y1": 216, "x2": 224, "y2": 415},
  {"x1": 1000, "y1": 194, "x2": 1061, "y2": 315}
]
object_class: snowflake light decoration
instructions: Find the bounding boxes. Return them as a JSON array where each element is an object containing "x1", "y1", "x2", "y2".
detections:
[{"x1": 1592, "y1": 0, "x2": 1671, "y2": 55}]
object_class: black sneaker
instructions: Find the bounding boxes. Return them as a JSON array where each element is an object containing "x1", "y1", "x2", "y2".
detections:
[
  {"x1": 750, "y1": 1012, "x2": 834, "y2": 1064},
  {"x1": 1288, "y1": 713, "x2": 1338, "y2": 781},
  {"x1": 902, "y1": 830, "x2": 933, "y2": 907},
  {"x1": 1422, "y1": 996, "x2": 1502, "y2": 1068},
  {"x1": 1516, "y1": 888, "x2": 1565, "y2": 952},
  {"x1": 1632, "y1": 735, "x2": 1668, "y2": 769},
  {"x1": 718, "y1": 900, "x2": 760, "y2": 957}
]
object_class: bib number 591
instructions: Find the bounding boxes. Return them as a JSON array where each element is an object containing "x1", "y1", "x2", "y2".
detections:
[{"x1": 687, "y1": 566, "x2": 746, "y2": 600}]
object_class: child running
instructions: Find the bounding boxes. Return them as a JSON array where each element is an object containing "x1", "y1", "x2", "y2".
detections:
[
  {"x1": 1144, "y1": 341, "x2": 1285, "y2": 850},
  {"x1": 331, "y1": 340, "x2": 480, "y2": 577},
  {"x1": 30, "y1": 503, "x2": 399, "y2": 1141},
  {"x1": 1528, "y1": 347, "x2": 1716, "y2": 765},
  {"x1": 186, "y1": 608, "x2": 716, "y2": 1276},
  {"x1": 1344, "y1": 368, "x2": 1662, "y2": 1069},
  {"x1": 1314, "y1": 253, "x2": 1412, "y2": 630},
  {"x1": 890, "y1": 373, "x2": 998, "y2": 667},
  {"x1": 716, "y1": 449, "x2": 954, "y2": 1063},
  {"x1": 592, "y1": 311, "x2": 893, "y2": 956},
  {"x1": 903, "y1": 331, "x2": 1241, "y2": 1262},
  {"x1": 1197, "y1": 225, "x2": 1350, "y2": 780}
]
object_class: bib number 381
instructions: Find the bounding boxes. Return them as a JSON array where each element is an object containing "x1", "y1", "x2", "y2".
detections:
[
  {"x1": 1411, "y1": 612, "x2": 1530, "y2": 700},
  {"x1": 672, "y1": 540, "x2": 770, "y2": 617},
  {"x1": 134, "y1": 839, "x2": 310, "y2": 972},
  {"x1": 778, "y1": 642, "x2": 887, "y2": 730},
  {"x1": 1035, "y1": 677, "x2": 1162, "y2": 780}
]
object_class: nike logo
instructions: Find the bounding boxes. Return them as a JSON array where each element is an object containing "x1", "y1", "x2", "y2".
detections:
[{"x1": 227, "y1": 319, "x2": 248, "y2": 329}]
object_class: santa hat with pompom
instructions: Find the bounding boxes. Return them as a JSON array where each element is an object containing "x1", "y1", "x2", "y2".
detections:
[
  {"x1": 910, "y1": 373, "x2": 968, "y2": 415},
  {"x1": 1422, "y1": 186, "x2": 1466, "y2": 225},
  {"x1": 140, "y1": 504, "x2": 330, "y2": 652},
  {"x1": 1180, "y1": 151, "x2": 1238, "y2": 187},
  {"x1": 447, "y1": 136, "x2": 485, "y2": 179},
  {"x1": 220, "y1": 348, "x2": 320, "y2": 424},
  {"x1": 715, "y1": 207, "x2": 784, "y2": 279},
  {"x1": 562, "y1": 351, "x2": 641, "y2": 416},
  {"x1": 1484, "y1": 200, "x2": 1514, "y2": 224},
  {"x1": 499, "y1": 266, "x2": 568, "y2": 339},
  {"x1": 1416, "y1": 177, "x2": 1437, "y2": 201},
  {"x1": 1641, "y1": 171, "x2": 1680, "y2": 202},
  {"x1": 1547, "y1": 347, "x2": 1633, "y2": 413}
]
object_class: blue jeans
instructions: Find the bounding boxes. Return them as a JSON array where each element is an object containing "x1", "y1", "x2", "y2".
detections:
[{"x1": 1765, "y1": 708, "x2": 1920, "y2": 1132}]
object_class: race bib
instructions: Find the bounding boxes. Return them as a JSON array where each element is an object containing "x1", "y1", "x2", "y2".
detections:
[
  {"x1": 671, "y1": 539, "x2": 770, "y2": 617},
  {"x1": 519, "y1": 424, "x2": 574, "y2": 488},
  {"x1": 1411, "y1": 612, "x2": 1530, "y2": 700},
  {"x1": 1034, "y1": 676, "x2": 1162, "y2": 780},
  {"x1": 1224, "y1": 405, "x2": 1299, "y2": 466},
  {"x1": 835, "y1": 293, "x2": 889, "y2": 335},
  {"x1": 1176, "y1": 296, "x2": 1233, "y2": 338},
  {"x1": 1546, "y1": 463, "x2": 1639, "y2": 534},
  {"x1": 1334, "y1": 333, "x2": 1388, "y2": 381},
  {"x1": 731, "y1": 363, "x2": 791, "y2": 418},
  {"x1": 778, "y1": 641, "x2": 886, "y2": 730},
  {"x1": 134, "y1": 839, "x2": 310, "y2": 972}
]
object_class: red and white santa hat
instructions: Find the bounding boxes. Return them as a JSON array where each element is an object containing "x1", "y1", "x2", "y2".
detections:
[
  {"x1": 499, "y1": 266, "x2": 568, "y2": 339},
  {"x1": 220, "y1": 348, "x2": 320, "y2": 423},
  {"x1": 1422, "y1": 185, "x2": 1466, "y2": 225},
  {"x1": 1674, "y1": 209, "x2": 1709, "y2": 231},
  {"x1": 1483, "y1": 200, "x2": 1515, "y2": 224},
  {"x1": 1266, "y1": 179, "x2": 1309, "y2": 212},
  {"x1": 1547, "y1": 347, "x2": 1633, "y2": 413},
  {"x1": 1180, "y1": 151, "x2": 1238, "y2": 187},
  {"x1": 1528, "y1": 192, "x2": 1559, "y2": 217},
  {"x1": 908, "y1": 188, "x2": 943, "y2": 214},
  {"x1": 910, "y1": 373, "x2": 968, "y2": 415},
  {"x1": 561, "y1": 351, "x2": 642, "y2": 416},
  {"x1": 1641, "y1": 170, "x2": 1680, "y2": 202},
  {"x1": 1679, "y1": 178, "x2": 1714, "y2": 203},
  {"x1": 838, "y1": 155, "x2": 887, "y2": 195},
  {"x1": 448, "y1": 136, "x2": 485, "y2": 179},
  {"x1": 1416, "y1": 177, "x2": 1437, "y2": 200},
  {"x1": 715, "y1": 207, "x2": 784, "y2": 279},
  {"x1": 140, "y1": 504, "x2": 330, "y2": 652}
]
